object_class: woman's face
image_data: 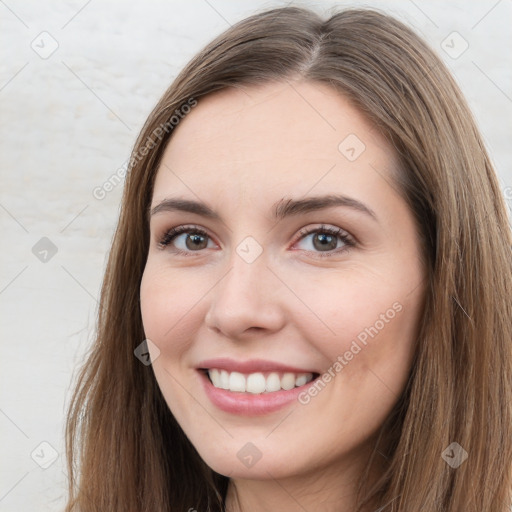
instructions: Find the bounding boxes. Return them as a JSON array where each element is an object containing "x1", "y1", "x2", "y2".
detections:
[{"x1": 140, "y1": 81, "x2": 426, "y2": 484}]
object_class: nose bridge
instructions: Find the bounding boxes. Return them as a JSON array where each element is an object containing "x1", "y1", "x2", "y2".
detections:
[
  {"x1": 218, "y1": 243, "x2": 272, "y2": 309},
  {"x1": 205, "y1": 239, "x2": 284, "y2": 336}
]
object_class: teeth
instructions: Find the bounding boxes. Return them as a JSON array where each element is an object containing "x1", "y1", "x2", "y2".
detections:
[
  {"x1": 247, "y1": 372, "x2": 266, "y2": 393},
  {"x1": 266, "y1": 372, "x2": 281, "y2": 392},
  {"x1": 229, "y1": 371, "x2": 246, "y2": 392},
  {"x1": 207, "y1": 369, "x2": 315, "y2": 394},
  {"x1": 219, "y1": 369, "x2": 229, "y2": 390}
]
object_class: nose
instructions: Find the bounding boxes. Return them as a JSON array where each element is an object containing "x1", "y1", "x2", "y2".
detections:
[{"x1": 204, "y1": 249, "x2": 286, "y2": 339}]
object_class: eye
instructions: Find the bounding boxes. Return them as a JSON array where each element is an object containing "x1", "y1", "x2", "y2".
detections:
[
  {"x1": 292, "y1": 224, "x2": 355, "y2": 257},
  {"x1": 157, "y1": 225, "x2": 216, "y2": 256},
  {"x1": 156, "y1": 223, "x2": 355, "y2": 258}
]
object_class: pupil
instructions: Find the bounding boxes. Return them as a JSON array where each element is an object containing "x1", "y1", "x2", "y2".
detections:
[
  {"x1": 187, "y1": 234, "x2": 206, "y2": 250},
  {"x1": 314, "y1": 233, "x2": 336, "y2": 251}
]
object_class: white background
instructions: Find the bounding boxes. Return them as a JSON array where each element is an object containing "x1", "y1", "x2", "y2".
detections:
[{"x1": 1, "y1": 1, "x2": 511, "y2": 510}]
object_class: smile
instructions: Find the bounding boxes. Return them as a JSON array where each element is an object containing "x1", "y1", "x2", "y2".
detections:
[{"x1": 205, "y1": 368, "x2": 318, "y2": 394}]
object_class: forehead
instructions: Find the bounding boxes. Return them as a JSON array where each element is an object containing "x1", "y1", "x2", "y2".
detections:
[{"x1": 152, "y1": 81, "x2": 398, "y2": 204}]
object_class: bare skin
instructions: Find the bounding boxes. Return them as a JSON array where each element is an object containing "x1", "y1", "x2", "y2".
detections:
[{"x1": 140, "y1": 80, "x2": 426, "y2": 512}]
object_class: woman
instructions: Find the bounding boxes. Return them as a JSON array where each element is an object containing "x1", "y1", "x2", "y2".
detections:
[{"x1": 64, "y1": 6, "x2": 512, "y2": 511}]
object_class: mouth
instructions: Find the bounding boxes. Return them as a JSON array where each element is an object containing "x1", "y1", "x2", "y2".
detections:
[{"x1": 198, "y1": 368, "x2": 321, "y2": 394}]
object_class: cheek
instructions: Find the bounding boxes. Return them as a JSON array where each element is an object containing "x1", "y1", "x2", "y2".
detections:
[
  {"x1": 139, "y1": 264, "x2": 205, "y2": 415},
  {"x1": 289, "y1": 271, "x2": 398, "y2": 344},
  {"x1": 139, "y1": 264, "x2": 205, "y2": 358},
  {"x1": 290, "y1": 272, "x2": 421, "y2": 393}
]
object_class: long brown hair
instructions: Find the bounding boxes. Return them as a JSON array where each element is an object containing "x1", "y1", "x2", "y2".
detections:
[{"x1": 64, "y1": 6, "x2": 512, "y2": 511}]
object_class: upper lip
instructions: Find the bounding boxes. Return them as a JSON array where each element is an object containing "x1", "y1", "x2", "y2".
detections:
[{"x1": 197, "y1": 357, "x2": 319, "y2": 375}]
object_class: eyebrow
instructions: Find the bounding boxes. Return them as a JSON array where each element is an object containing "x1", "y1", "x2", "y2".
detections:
[{"x1": 150, "y1": 194, "x2": 378, "y2": 222}]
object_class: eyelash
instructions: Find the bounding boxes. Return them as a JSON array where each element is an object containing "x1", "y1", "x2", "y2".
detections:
[{"x1": 157, "y1": 224, "x2": 355, "y2": 258}]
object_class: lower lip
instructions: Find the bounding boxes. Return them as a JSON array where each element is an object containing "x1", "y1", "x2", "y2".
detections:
[{"x1": 198, "y1": 370, "x2": 316, "y2": 416}]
